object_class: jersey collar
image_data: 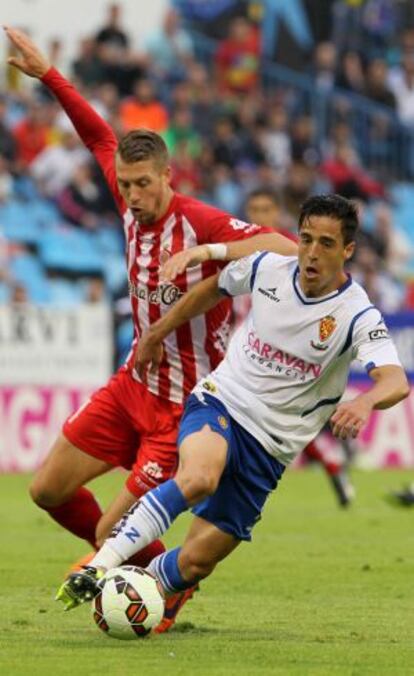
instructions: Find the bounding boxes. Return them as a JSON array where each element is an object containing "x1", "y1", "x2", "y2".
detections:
[{"x1": 292, "y1": 266, "x2": 352, "y2": 305}]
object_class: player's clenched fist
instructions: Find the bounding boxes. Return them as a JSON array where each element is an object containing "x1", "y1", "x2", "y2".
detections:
[{"x1": 4, "y1": 25, "x2": 50, "y2": 78}]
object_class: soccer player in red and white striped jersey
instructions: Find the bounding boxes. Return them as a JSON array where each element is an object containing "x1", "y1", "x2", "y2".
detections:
[{"x1": 5, "y1": 26, "x2": 296, "y2": 630}]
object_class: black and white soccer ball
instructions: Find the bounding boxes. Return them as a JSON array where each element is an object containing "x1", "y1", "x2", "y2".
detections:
[{"x1": 92, "y1": 566, "x2": 164, "y2": 639}]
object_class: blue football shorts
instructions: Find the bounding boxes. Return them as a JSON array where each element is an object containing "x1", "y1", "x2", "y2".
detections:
[{"x1": 177, "y1": 392, "x2": 286, "y2": 541}]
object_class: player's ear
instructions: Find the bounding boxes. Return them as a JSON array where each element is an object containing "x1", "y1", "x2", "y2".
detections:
[{"x1": 344, "y1": 241, "x2": 355, "y2": 261}]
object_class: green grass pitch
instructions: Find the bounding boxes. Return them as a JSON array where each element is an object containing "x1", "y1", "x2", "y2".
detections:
[{"x1": 0, "y1": 469, "x2": 413, "y2": 676}]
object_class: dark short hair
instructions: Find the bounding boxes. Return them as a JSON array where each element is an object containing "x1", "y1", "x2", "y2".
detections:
[
  {"x1": 245, "y1": 188, "x2": 280, "y2": 206},
  {"x1": 117, "y1": 129, "x2": 169, "y2": 166},
  {"x1": 298, "y1": 194, "x2": 359, "y2": 245}
]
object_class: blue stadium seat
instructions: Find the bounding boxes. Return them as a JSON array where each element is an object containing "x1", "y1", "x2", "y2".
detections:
[
  {"x1": 9, "y1": 253, "x2": 50, "y2": 303},
  {"x1": 103, "y1": 254, "x2": 127, "y2": 293},
  {"x1": 39, "y1": 226, "x2": 104, "y2": 275},
  {"x1": 94, "y1": 226, "x2": 124, "y2": 255},
  {"x1": 0, "y1": 200, "x2": 43, "y2": 246},
  {"x1": 0, "y1": 282, "x2": 10, "y2": 304}
]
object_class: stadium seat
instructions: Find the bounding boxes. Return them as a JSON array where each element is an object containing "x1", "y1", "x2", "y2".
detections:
[
  {"x1": 9, "y1": 253, "x2": 50, "y2": 303},
  {"x1": 39, "y1": 226, "x2": 104, "y2": 276},
  {"x1": 0, "y1": 200, "x2": 43, "y2": 246},
  {"x1": 0, "y1": 282, "x2": 10, "y2": 304}
]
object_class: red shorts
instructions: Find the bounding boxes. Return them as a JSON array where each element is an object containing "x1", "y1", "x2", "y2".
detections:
[{"x1": 63, "y1": 369, "x2": 183, "y2": 498}]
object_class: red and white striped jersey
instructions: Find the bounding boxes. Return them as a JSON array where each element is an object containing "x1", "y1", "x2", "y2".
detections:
[
  {"x1": 42, "y1": 68, "x2": 269, "y2": 403},
  {"x1": 122, "y1": 193, "x2": 267, "y2": 402}
]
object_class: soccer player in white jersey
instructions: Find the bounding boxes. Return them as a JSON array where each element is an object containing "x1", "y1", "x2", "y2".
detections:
[{"x1": 57, "y1": 195, "x2": 409, "y2": 612}]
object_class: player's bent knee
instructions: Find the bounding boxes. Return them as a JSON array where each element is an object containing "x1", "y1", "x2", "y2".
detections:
[
  {"x1": 29, "y1": 476, "x2": 66, "y2": 508},
  {"x1": 176, "y1": 471, "x2": 219, "y2": 504}
]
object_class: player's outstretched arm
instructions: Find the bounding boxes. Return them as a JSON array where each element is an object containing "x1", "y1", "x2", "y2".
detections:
[
  {"x1": 4, "y1": 26, "x2": 120, "y2": 202},
  {"x1": 330, "y1": 365, "x2": 409, "y2": 440},
  {"x1": 160, "y1": 232, "x2": 297, "y2": 282},
  {"x1": 135, "y1": 273, "x2": 222, "y2": 377}
]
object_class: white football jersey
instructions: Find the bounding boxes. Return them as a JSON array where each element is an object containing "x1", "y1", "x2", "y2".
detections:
[{"x1": 193, "y1": 253, "x2": 402, "y2": 465}]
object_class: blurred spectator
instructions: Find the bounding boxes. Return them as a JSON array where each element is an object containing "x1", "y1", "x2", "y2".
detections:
[
  {"x1": 212, "y1": 117, "x2": 243, "y2": 169},
  {"x1": 209, "y1": 164, "x2": 243, "y2": 214},
  {"x1": 361, "y1": 0, "x2": 398, "y2": 55},
  {"x1": 10, "y1": 282, "x2": 29, "y2": 305},
  {"x1": 171, "y1": 140, "x2": 202, "y2": 195},
  {"x1": 94, "y1": 43, "x2": 146, "y2": 98},
  {"x1": 311, "y1": 41, "x2": 337, "y2": 94},
  {"x1": 290, "y1": 115, "x2": 321, "y2": 167},
  {"x1": 164, "y1": 107, "x2": 201, "y2": 158},
  {"x1": 261, "y1": 107, "x2": 291, "y2": 173},
  {"x1": 281, "y1": 162, "x2": 315, "y2": 221},
  {"x1": 215, "y1": 17, "x2": 260, "y2": 95},
  {"x1": 57, "y1": 162, "x2": 106, "y2": 228},
  {"x1": 31, "y1": 127, "x2": 88, "y2": 197},
  {"x1": 244, "y1": 187, "x2": 296, "y2": 242},
  {"x1": 364, "y1": 58, "x2": 396, "y2": 109},
  {"x1": 145, "y1": 8, "x2": 194, "y2": 83},
  {"x1": 72, "y1": 38, "x2": 105, "y2": 87},
  {"x1": 335, "y1": 50, "x2": 365, "y2": 94},
  {"x1": 0, "y1": 96, "x2": 17, "y2": 162},
  {"x1": 351, "y1": 245, "x2": 405, "y2": 313},
  {"x1": 119, "y1": 79, "x2": 169, "y2": 133},
  {"x1": 95, "y1": 3, "x2": 129, "y2": 49},
  {"x1": 388, "y1": 50, "x2": 414, "y2": 125},
  {"x1": 365, "y1": 202, "x2": 413, "y2": 277},
  {"x1": 0, "y1": 155, "x2": 14, "y2": 202},
  {"x1": 321, "y1": 142, "x2": 386, "y2": 199},
  {"x1": 86, "y1": 277, "x2": 106, "y2": 303},
  {"x1": 13, "y1": 102, "x2": 51, "y2": 167}
]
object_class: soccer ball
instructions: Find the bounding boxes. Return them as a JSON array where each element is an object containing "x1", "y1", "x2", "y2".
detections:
[{"x1": 91, "y1": 566, "x2": 164, "y2": 639}]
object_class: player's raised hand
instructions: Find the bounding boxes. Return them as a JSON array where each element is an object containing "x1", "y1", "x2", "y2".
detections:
[
  {"x1": 330, "y1": 396, "x2": 373, "y2": 440},
  {"x1": 160, "y1": 245, "x2": 211, "y2": 282},
  {"x1": 134, "y1": 332, "x2": 164, "y2": 380},
  {"x1": 3, "y1": 26, "x2": 50, "y2": 78}
]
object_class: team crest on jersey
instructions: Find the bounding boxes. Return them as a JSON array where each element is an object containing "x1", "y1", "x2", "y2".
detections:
[
  {"x1": 218, "y1": 415, "x2": 228, "y2": 429},
  {"x1": 311, "y1": 315, "x2": 336, "y2": 351}
]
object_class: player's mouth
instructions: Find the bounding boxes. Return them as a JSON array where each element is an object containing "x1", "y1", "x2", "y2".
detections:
[
  {"x1": 130, "y1": 207, "x2": 145, "y2": 219},
  {"x1": 305, "y1": 265, "x2": 319, "y2": 279}
]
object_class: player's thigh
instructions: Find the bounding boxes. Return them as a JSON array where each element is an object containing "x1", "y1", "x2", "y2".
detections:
[
  {"x1": 95, "y1": 486, "x2": 138, "y2": 545},
  {"x1": 175, "y1": 426, "x2": 228, "y2": 501},
  {"x1": 178, "y1": 516, "x2": 240, "y2": 581},
  {"x1": 30, "y1": 433, "x2": 113, "y2": 506}
]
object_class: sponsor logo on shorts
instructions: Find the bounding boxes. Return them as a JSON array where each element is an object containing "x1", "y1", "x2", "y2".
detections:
[
  {"x1": 218, "y1": 415, "x2": 228, "y2": 429},
  {"x1": 369, "y1": 328, "x2": 389, "y2": 341},
  {"x1": 142, "y1": 461, "x2": 163, "y2": 480}
]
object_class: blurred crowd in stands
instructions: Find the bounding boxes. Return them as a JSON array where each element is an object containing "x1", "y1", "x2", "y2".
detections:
[{"x1": 1, "y1": 0, "x2": 414, "y2": 365}]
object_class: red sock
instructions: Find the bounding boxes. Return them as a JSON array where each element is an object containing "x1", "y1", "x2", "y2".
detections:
[
  {"x1": 43, "y1": 487, "x2": 102, "y2": 549},
  {"x1": 124, "y1": 540, "x2": 166, "y2": 568},
  {"x1": 304, "y1": 441, "x2": 340, "y2": 476}
]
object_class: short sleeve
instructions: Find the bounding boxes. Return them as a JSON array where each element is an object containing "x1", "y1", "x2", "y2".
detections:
[
  {"x1": 352, "y1": 309, "x2": 402, "y2": 372},
  {"x1": 218, "y1": 252, "x2": 267, "y2": 297}
]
